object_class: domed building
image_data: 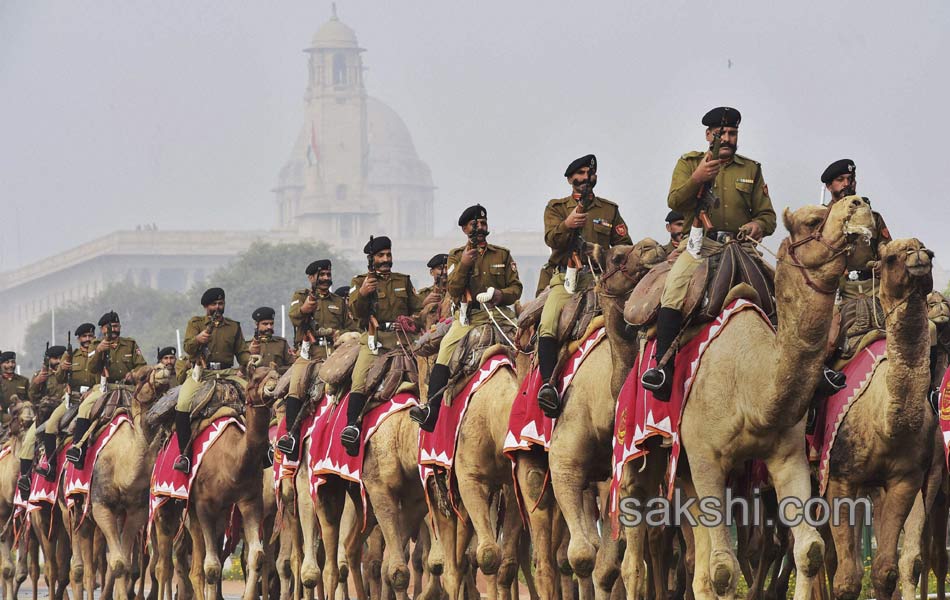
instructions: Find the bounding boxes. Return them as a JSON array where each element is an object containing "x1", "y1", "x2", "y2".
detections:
[{"x1": 274, "y1": 8, "x2": 435, "y2": 242}]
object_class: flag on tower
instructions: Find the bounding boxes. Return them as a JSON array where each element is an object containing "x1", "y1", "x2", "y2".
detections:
[{"x1": 307, "y1": 123, "x2": 319, "y2": 167}]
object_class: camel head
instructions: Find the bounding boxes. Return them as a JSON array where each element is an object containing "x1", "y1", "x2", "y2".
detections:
[
  {"x1": 599, "y1": 237, "x2": 667, "y2": 298},
  {"x1": 870, "y1": 238, "x2": 934, "y2": 305},
  {"x1": 780, "y1": 196, "x2": 875, "y2": 291},
  {"x1": 131, "y1": 364, "x2": 174, "y2": 406},
  {"x1": 246, "y1": 364, "x2": 280, "y2": 407},
  {"x1": 8, "y1": 399, "x2": 35, "y2": 435},
  {"x1": 928, "y1": 291, "x2": 950, "y2": 325}
]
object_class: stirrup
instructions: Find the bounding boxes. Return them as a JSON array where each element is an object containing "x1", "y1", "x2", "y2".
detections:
[
  {"x1": 641, "y1": 367, "x2": 667, "y2": 391},
  {"x1": 65, "y1": 445, "x2": 85, "y2": 466},
  {"x1": 929, "y1": 388, "x2": 941, "y2": 415},
  {"x1": 818, "y1": 366, "x2": 847, "y2": 394},
  {"x1": 36, "y1": 457, "x2": 55, "y2": 480},
  {"x1": 263, "y1": 447, "x2": 275, "y2": 468},
  {"x1": 340, "y1": 425, "x2": 361, "y2": 457},
  {"x1": 275, "y1": 434, "x2": 297, "y2": 454},
  {"x1": 17, "y1": 475, "x2": 31, "y2": 496},
  {"x1": 537, "y1": 383, "x2": 562, "y2": 419},
  {"x1": 409, "y1": 404, "x2": 429, "y2": 426},
  {"x1": 173, "y1": 455, "x2": 191, "y2": 474}
]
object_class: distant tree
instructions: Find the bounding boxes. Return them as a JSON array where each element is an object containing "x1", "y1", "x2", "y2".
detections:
[
  {"x1": 18, "y1": 241, "x2": 353, "y2": 371},
  {"x1": 187, "y1": 241, "x2": 354, "y2": 337}
]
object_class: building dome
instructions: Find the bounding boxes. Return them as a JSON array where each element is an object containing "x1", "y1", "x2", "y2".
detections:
[
  {"x1": 366, "y1": 97, "x2": 433, "y2": 187},
  {"x1": 309, "y1": 10, "x2": 360, "y2": 50}
]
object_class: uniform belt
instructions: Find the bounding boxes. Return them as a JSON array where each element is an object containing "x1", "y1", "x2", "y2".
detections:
[
  {"x1": 463, "y1": 300, "x2": 482, "y2": 311},
  {"x1": 848, "y1": 269, "x2": 873, "y2": 281},
  {"x1": 377, "y1": 322, "x2": 398, "y2": 332},
  {"x1": 705, "y1": 230, "x2": 736, "y2": 243},
  {"x1": 555, "y1": 265, "x2": 590, "y2": 274},
  {"x1": 208, "y1": 362, "x2": 222, "y2": 370}
]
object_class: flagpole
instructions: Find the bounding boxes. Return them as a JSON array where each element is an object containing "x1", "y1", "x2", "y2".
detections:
[
  {"x1": 51, "y1": 307, "x2": 56, "y2": 345},
  {"x1": 281, "y1": 305, "x2": 286, "y2": 339}
]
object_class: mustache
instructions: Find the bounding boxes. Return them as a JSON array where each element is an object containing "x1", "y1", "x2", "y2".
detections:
[
  {"x1": 571, "y1": 177, "x2": 596, "y2": 189},
  {"x1": 713, "y1": 141, "x2": 736, "y2": 151},
  {"x1": 374, "y1": 261, "x2": 394, "y2": 270},
  {"x1": 671, "y1": 232, "x2": 684, "y2": 242},
  {"x1": 260, "y1": 328, "x2": 274, "y2": 336},
  {"x1": 317, "y1": 278, "x2": 333, "y2": 286}
]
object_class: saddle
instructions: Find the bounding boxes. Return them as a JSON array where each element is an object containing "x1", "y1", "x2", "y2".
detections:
[
  {"x1": 624, "y1": 240, "x2": 775, "y2": 329},
  {"x1": 147, "y1": 379, "x2": 246, "y2": 435},
  {"x1": 364, "y1": 350, "x2": 418, "y2": 405},
  {"x1": 837, "y1": 295, "x2": 885, "y2": 360},
  {"x1": 514, "y1": 287, "x2": 601, "y2": 351},
  {"x1": 319, "y1": 336, "x2": 361, "y2": 387}
]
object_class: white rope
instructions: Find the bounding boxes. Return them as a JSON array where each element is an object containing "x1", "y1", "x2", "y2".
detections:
[{"x1": 487, "y1": 308, "x2": 519, "y2": 350}]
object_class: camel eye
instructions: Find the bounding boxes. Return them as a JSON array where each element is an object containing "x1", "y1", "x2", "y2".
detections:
[
  {"x1": 885, "y1": 254, "x2": 898, "y2": 265},
  {"x1": 806, "y1": 218, "x2": 821, "y2": 228},
  {"x1": 611, "y1": 254, "x2": 624, "y2": 266}
]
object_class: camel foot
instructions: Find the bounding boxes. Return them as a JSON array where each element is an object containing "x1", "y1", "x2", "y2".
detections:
[
  {"x1": 801, "y1": 539, "x2": 824, "y2": 578},
  {"x1": 476, "y1": 541, "x2": 502, "y2": 575},
  {"x1": 871, "y1": 566, "x2": 899, "y2": 600},
  {"x1": 558, "y1": 556, "x2": 574, "y2": 577},
  {"x1": 710, "y1": 551, "x2": 736, "y2": 597},
  {"x1": 2, "y1": 564, "x2": 13, "y2": 580},
  {"x1": 301, "y1": 562, "x2": 320, "y2": 589},
  {"x1": 388, "y1": 564, "x2": 410, "y2": 592},
  {"x1": 339, "y1": 562, "x2": 349, "y2": 582},
  {"x1": 567, "y1": 538, "x2": 596, "y2": 578}
]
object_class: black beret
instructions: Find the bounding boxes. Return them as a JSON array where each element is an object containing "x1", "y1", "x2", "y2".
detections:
[
  {"x1": 333, "y1": 286, "x2": 351, "y2": 298},
  {"x1": 201, "y1": 287, "x2": 225, "y2": 306},
  {"x1": 564, "y1": 154, "x2": 597, "y2": 178},
  {"x1": 821, "y1": 159, "x2": 856, "y2": 184},
  {"x1": 457, "y1": 205, "x2": 487, "y2": 226},
  {"x1": 98, "y1": 311, "x2": 120, "y2": 326},
  {"x1": 427, "y1": 253, "x2": 449, "y2": 269},
  {"x1": 665, "y1": 210, "x2": 685, "y2": 223},
  {"x1": 46, "y1": 345, "x2": 67, "y2": 359},
  {"x1": 157, "y1": 346, "x2": 177, "y2": 360},
  {"x1": 75, "y1": 323, "x2": 95, "y2": 336},
  {"x1": 702, "y1": 107, "x2": 741, "y2": 128},
  {"x1": 252, "y1": 306, "x2": 276, "y2": 322},
  {"x1": 363, "y1": 236, "x2": 391, "y2": 255},
  {"x1": 306, "y1": 259, "x2": 332, "y2": 275},
  {"x1": 0, "y1": 351, "x2": 15, "y2": 363}
]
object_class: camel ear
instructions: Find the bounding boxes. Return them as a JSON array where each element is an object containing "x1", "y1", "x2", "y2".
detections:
[{"x1": 782, "y1": 207, "x2": 794, "y2": 233}]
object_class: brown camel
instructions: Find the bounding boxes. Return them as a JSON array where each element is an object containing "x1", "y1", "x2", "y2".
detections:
[
  {"x1": 179, "y1": 365, "x2": 279, "y2": 600},
  {"x1": 825, "y1": 238, "x2": 935, "y2": 600},
  {"x1": 0, "y1": 400, "x2": 35, "y2": 600},
  {"x1": 547, "y1": 238, "x2": 666, "y2": 597}
]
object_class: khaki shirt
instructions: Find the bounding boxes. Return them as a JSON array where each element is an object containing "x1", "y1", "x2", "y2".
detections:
[
  {"x1": 349, "y1": 272, "x2": 423, "y2": 329},
  {"x1": 246, "y1": 335, "x2": 294, "y2": 374},
  {"x1": 30, "y1": 367, "x2": 67, "y2": 401},
  {"x1": 543, "y1": 195, "x2": 632, "y2": 268},
  {"x1": 89, "y1": 337, "x2": 147, "y2": 383},
  {"x1": 56, "y1": 347, "x2": 99, "y2": 390},
  {"x1": 0, "y1": 374, "x2": 30, "y2": 410},
  {"x1": 668, "y1": 151, "x2": 777, "y2": 237},
  {"x1": 183, "y1": 316, "x2": 250, "y2": 369},
  {"x1": 289, "y1": 289, "x2": 355, "y2": 346},
  {"x1": 446, "y1": 243, "x2": 523, "y2": 306},
  {"x1": 662, "y1": 240, "x2": 678, "y2": 255}
]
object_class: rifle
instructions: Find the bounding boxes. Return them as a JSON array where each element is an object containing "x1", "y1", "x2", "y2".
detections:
[
  {"x1": 366, "y1": 251, "x2": 381, "y2": 355},
  {"x1": 100, "y1": 322, "x2": 119, "y2": 392},
  {"x1": 64, "y1": 332, "x2": 73, "y2": 403},
  {"x1": 458, "y1": 229, "x2": 481, "y2": 326},
  {"x1": 299, "y1": 279, "x2": 321, "y2": 360},
  {"x1": 43, "y1": 341, "x2": 50, "y2": 371},
  {"x1": 694, "y1": 108, "x2": 729, "y2": 231},
  {"x1": 565, "y1": 160, "x2": 596, "y2": 294},
  {"x1": 192, "y1": 309, "x2": 223, "y2": 382}
]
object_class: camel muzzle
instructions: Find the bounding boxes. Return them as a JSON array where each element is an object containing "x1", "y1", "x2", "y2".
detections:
[{"x1": 907, "y1": 249, "x2": 933, "y2": 278}]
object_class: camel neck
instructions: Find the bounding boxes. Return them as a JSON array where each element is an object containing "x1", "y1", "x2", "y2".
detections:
[
  {"x1": 882, "y1": 291, "x2": 930, "y2": 435},
  {"x1": 237, "y1": 400, "x2": 271, "y2": 474}
]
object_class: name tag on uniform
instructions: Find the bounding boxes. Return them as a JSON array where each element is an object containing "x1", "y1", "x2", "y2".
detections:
[
  {"x1": 592, "y1": 218, "x2": 611, "y2": 228},
  {"x1": 737, "y1": 178, "x2": 754, "y2": 184},
  {"x1": 124, "y1": 354, "x2": 132, "y2": 358},
  {"x1": 395, "y1": 288, "x2": 405, "y2": 292},
  {"x1": 492, "y1": 263, "x2": 505, "y2": 268},
  {"x1": 328, "y1": 305, "x2": 339, "y2": 311},
  {"x1": 88, "y1": 351, "x2": 96, "y2": 357}
]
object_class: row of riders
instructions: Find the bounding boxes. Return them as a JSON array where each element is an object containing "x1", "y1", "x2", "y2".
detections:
[{"x1": 0, "y1": 105, "x2": 946, "y2": 600}]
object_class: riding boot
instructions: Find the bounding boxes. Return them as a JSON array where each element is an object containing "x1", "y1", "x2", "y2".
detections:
[
  {"x1": 411, "y1": 364, "x2": 450, "y2": 432},
  {"x1": 36, "y1": 432, "x2": 58, "y2": 480},
  {"x1": 815, "y1": 366, "x2": 847, "y2": 396},
  {"x1": 536, "y1": 336, "x2": 562, "y2": 418},
  {"x1": 340, "y1": 392, "x2": 367, "y2": 457},
  {"x1": 641, "y1": 307, "x2": 682, "y2": 402},
  {"x1": 173, "y1": 410, "x2": 193, "y2": 473},
  {"x1": 276, "y1": 395, "x2": 302, "y2": 460},
  {"x1": 65, "y1": 417, "x2": 91, "y2": 468},
  {"x1": 17, "y1": 459, "x2": 32, "y2": 496}
]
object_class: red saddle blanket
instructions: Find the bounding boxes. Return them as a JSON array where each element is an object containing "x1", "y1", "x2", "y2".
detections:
[
  {"x1": 938, "y1": 366, "x2": 950, "y2": 467},
  {"x1": 503, "y1": 327, "x2": 606, "y2": 457},
  {"x1": 271, "y1": 399, "x2": 329, "y2": 492},
  {"x1": 609, "y1": 299, "x2": 771, "y2": 526},
  {"x1": 418, "y1": 354, "x2": 513, "y2": 489},
  {"x1": 808, "y1": 338, "x2": 887, "y2": 495},
  {"x1": 306, "y1": 392, "x2": 418, "y2": 513},
  {"x1": 149, "y1": 416, "x2": 244, "y2": 521}
]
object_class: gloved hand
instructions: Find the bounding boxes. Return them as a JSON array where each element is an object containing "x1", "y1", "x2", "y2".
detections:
[{"x1": 476, "y1": 287, "x2": 497, "y2": 304}]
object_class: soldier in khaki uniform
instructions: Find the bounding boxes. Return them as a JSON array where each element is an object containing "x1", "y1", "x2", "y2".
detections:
[
  {"x1": 157, "y1": 346, "x2": 178, "y2": 370},
  {"x1": 66, "y1": 311, "x2": 147, "y2": 467},
  {"x1": 28, "y1": 345, "x2": 68, "y2": 401},
  {"x1": 662, "y1": 210, "x2": 686, "y2": 258},
  {"x1": 416, "y1": 254, "x2": 449, "y2": 306},
  {"x1": 172, "y1": 287, "x2": 250, "y2": 472},
  {"x1": 247, "y1": 307, "x2": 293, "y2": 374},
  {"x1": 410, "y1": 205, "x2": 522, "y2": 430},
  {"x1": 278, "y1": 260, "x2": 354, "y2": 459},
  {"x1": 642, "y1": 107, "x2": 777, "y2": 400},
  {"x1": 340, "y1": 236, "x2": 423, "y2": 456},
  {"x1": 1, "y1": 351, "x2": 30, "y2": 411},
  {"x1": 535, "y1": 155, "x2": 632, "y2": 417}
]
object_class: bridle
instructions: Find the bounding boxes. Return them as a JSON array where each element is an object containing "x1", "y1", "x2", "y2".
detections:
[
  {"x1": 773, "y1": 212, "x2": 855, "y2": 296},
  {"x1": 600, "y1": 245, "x2": 655, "y2": 296}
]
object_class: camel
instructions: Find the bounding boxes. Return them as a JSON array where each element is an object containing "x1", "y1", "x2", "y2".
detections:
[
  {"x1": 170, "y1": 365, "x2": 279, "y2": 600},
  {"x1": 29, "y1": 478, "x2": 71, "y2": 600},
  {"x1": 545, "y1": 238, "x2": 666, "y2": 597},
  {"x1": 72, "y1": 364, "x2": 173, "y2": 600},
  {"x1": 824, "y1": 238, "x2": 935, "y2": 600},
  {"x1": 0, "y1": 400, "x2": 35, "y2": 600},
  {"x1": 616, "y1": 198, "x2": 874, "y2": 600}
]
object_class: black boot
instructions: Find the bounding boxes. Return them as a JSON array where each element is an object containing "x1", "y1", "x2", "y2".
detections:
[
  {"x1": 815, "y1": 366, "x2": 847, "y2": 396},
  {"x1": 276, "y1": 395, "x2": 302, "y2": 460},
  {"x1": 411, "y1": 364, "x2": 451, "y2": 432},
  {"x1": 36, "y1": 432, "x2": 57, "y2": 480},
  {"x1": 17, "y1": 459, "x2": 32, "y2": 496},
  {"x1": 65, "y1": 417, "x2": 91, "y2": 468},
  {"x1": 340, "y1": 392, "x2": 366, "y2": 457},
  {"x1": 930, "y1": 388, "x2": 941, "y2": 415},
  {"x1": 641, "y1": 307, "x2": 683, "y2": 402},
  {"x1": 173, "y1": 410, "x2": 192, "y2": 474},
  {"x1": 536, "y1": 336, "x2": 562, "y2": 418}
]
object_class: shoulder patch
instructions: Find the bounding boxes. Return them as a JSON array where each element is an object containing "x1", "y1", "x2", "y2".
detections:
[{"x1": 614, "y1": 223, "x2": 628, "y2": 238}]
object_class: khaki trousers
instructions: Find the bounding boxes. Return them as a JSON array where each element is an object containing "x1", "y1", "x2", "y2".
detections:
[
  {"x1": 350, "y1": 331, "x2": 400, "y2": 395},
  {"x1": 435, "y1": 307, "x2": 514, "y2": 366},
  {"x1": 538, "y1": 271, "x2": 594, "y2": 339},
  {"x1": 175, "y1": 369, "x2": 246, "y2": 412},
  {"x1": 17, "y1": 423, "x2": 37, "y2": 461}
]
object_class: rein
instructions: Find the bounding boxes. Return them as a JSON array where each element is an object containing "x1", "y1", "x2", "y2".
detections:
[{"x1": 600, "y1": 246, "x2": 652, "y2": 295}]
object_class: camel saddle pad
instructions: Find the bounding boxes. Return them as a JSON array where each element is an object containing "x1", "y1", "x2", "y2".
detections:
[
  {"x1": 63, "y1": 414, "x2": 132, "y2": 512},
  {"x1": 411, "y1": 319, "x2": 452, "y2": 358},
  {"x1": 624, "y1": 261, "x2": 708, "y2": 327},
  {"x1": 556, "y1": 288, "x2": 601, "y2": 344},
  {"x1": 88, "y1": 386, "x2": 134, "y2": 427},
  {"x1": 516, "y1": 288, "x2": 551, "y2": 331},
  {"x1": 445, "y1": 342, "x2": 515, "y2": 405},
  {"x1": 365, "y1": 350, "x2": 419, "y2": 404},
  {"x1": 936, "y1": 367, "x2": 950, "y2": 467},
  {"x1": 319, "y1": 336, "x2": 361, "y2": 387}
]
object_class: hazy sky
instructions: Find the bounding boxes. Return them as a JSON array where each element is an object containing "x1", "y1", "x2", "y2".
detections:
[{"x1": 1, "y1": 1, "x2": 948, "y2": 271}]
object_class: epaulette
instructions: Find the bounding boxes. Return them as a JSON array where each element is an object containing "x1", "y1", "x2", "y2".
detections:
[
  {"x1": 595, "y1": 196, "x2": 619, "y2": 208},
  {"x1": 734, "y1": 153, "x2": 760, "y2": 166},
  {"x1": 682, "y1": 150, "x2": 705, "y2": 159},
  {"x1": 547, "y1": 196, "x2": 570, "y2": 207},
  {"x1": 294, "y1": 288, "x2": 309, "y2": 295}
]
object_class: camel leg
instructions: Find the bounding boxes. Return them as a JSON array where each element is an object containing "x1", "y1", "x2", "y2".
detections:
[
  {"x1": 930, "y1": 485, "x2": 948, "y2": 600},
  {"x1": 619, "y1": 453, "x2": 667, "y2": 600},
  {"x1": 30, "y1": 530, "x2": 41, "y2": 600},
  {"x1": 296, "y1": 451, "x2": 322, "y2": 595},
  {"x1": 455, "y1": 470, "x2": 502, "y2": 576},
  {"x1": 362, "y1": 489, "x2": 414, "y2": 599},
  {"x1": 549, "y1": 442, "x2": 599, "y2": 583},
  {"x1": 680, "y1": 457, "x2": 734, "y2": 600},
  {"x1": 153, "y1": 504, "x2": 179, "y2": 600},
  {"x1": 364, "y1": 526, "x2": 385, "y2": 600},
  {"x1": 314, "y1": 482, "x2": 345, "y2": 600},
  {"x1": 593, "y1": 479, "x2": 622, "y2": 597},
  {"x1": 900, "y1": 493, "x2": 927, "y2": 600},
  {"x1": 411, "y1": 526, "x2": 425, "y2": 599},
  {"x1": 873, "y1": 476, "x2": 923, "y2": 600},
  {"x1": 495, "y1": 487, "x2": 525, "y2": 598},
  {"x1": 237, "y1": 496, "x2": 266, "y2": 600},
  {"x1": 186, "y1": 505, "x2": 212, "y2": 600},
  {"x1": 0, "y1": 520, "x2": 14, "y2": 600},
  {"x1": 428, "y1": 497, "x2": 462, "y2": 599},
  {"x1": 826, "y1": 479, "x2": 863, "y2": 600},
  {"x1": 344, "y1": 493, "x2": 370, "y2": 600},
  {"x1": 765, "y1": 439, "x2": 825, "y2": 600},
  {"x1": 515, "y1": 451, "x2": 558, "y2": 599}
]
